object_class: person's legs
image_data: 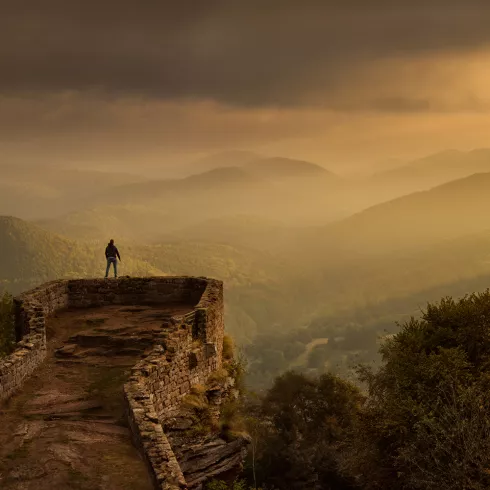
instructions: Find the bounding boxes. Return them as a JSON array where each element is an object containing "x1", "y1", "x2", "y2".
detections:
[
  {"x1": 114, "y1": 259, "x2": 118, "y2": 278},
  {"x1": 105, "y1": 259, "x2": 111, "y2": 278}
]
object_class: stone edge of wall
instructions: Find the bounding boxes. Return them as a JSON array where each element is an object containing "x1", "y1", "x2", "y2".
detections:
[
  {"x1": 0, "y1": 280, "x2": 69, "y2": 403},
  {"x1": 124, "y1": 279, "x2": 225, "y2": 490}
]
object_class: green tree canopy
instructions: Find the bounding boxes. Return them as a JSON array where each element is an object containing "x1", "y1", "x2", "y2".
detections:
[
  {"x1": 254, "y1": 371, "x2": 363, "y2": 490},
  {"x1": 343, "y1": 291, "x2": 490, "y2": 490}
]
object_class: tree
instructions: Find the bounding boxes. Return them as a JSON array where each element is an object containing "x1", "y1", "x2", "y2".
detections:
[
  {"x1": 341, "y1": 291, "x2": 490, "y2": 490},
  {"x1": 253, "y1": 371, "x2": 362, "y2": 490}
]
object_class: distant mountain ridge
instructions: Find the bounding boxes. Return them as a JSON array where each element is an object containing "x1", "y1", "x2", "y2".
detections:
[
  {"x1": 310, "y1": 171, "x2": 490, "y2": 256},
  {"x1": 41, "y1": 156, "x2": 347, "y2": 240},
  {"x1": 99, "y1": 166, "x2": 264, "y2": 202},
  {"x1": 187, "y1": 151, "x2": 335, "y2": 178},
  {"x1": 244, "y1": 157, "x2": 335, "y2": 179},
  {"x1": 372, "y1": 148, "x2": 490, "y2": 193},
  {"x1": 186, "y1": 150, "x2": 262, "y2": 173}
]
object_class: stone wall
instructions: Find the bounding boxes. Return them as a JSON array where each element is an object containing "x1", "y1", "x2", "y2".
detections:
[
  {"x1": 124, "y1": 279, "x2": 226, "y2": 489},
  {"x1": 0, "y1": 280, "x2": 68, "y2": 402},
  {"x1": 0, "y1": 276, "x2": 237, "y2": 489},
  {"x1": 67, "y1": 276, "x2": 208, "y2": 309},
  {"x1": 0, "y1": 277, "x2": 214, "y2": 405}
]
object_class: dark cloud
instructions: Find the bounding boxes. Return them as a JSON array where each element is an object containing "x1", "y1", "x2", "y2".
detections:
[{"x1": 2, "y1": 1, "x2": 490, "y2": 106}]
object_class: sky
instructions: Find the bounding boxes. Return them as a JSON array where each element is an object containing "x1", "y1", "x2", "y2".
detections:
[{"x1": 2, "y1": 1, "x2": 490, "y2": 173}]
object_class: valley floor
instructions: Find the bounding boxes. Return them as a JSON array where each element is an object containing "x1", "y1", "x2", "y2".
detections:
[{"x1": 0, "y1": 303, "x2": 194, "y2": 490}]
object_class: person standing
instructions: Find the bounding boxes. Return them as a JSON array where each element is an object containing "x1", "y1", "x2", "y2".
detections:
[{"x1": 105, "y1": 239, "x2": 121, "y2": 278}]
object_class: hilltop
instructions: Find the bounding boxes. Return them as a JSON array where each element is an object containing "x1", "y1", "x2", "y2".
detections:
[
  {"x1": 97, "y1": 166, "x2": 263, "y2": 203},
  {"x1": 185, "y1": 150, "x2": 262, "y2": 174},
  {"x1": 92, "y1": 158, "x2": 335, "y2": 205},
  {"x1": 244, "y1": 157, "x2": 335, "y2": 179}
]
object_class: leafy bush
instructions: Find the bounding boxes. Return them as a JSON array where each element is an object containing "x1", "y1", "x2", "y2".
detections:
[
  {"x1": 0, "y1": 291, "x2": 15, "y2": 356},
  {"x1": 398, "y1": 383, "x2": 490, "y2": 490}
]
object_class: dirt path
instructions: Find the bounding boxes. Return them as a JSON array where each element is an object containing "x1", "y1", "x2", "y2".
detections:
[{"x1": 0, "y1": 304, "x2": 193, "y2": 490}]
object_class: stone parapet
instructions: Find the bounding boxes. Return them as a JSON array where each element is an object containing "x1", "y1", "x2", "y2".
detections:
[{"x1": 0, "y1": 280, "x2": 68, "y2": 402}]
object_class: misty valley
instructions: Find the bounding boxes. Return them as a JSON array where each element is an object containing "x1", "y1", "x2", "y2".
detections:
[{"x1": 3, "y1": 149, "x2": 490, "y2": 390}]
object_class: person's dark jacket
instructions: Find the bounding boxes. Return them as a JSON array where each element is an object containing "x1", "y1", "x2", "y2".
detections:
[{"x1": 105, "y1": 243, "x2": 121, "y2": 260}]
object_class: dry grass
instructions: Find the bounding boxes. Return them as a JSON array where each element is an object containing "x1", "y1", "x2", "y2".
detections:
[
  {"x1": 208, "y1": 368, "x2": 229, "y2": 385},
  {"x1": 223, "y1": 335, "x2": 234, "y2": 360}
]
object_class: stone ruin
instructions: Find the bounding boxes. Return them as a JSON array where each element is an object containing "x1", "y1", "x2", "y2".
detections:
[{"x1": 0, "y1": 276, "x2": 247, "y2": 489}]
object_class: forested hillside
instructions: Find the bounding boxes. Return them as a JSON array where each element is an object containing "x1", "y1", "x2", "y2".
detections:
[{"x1": 5, "y1": 211, "x2": 490, "y2": 388}]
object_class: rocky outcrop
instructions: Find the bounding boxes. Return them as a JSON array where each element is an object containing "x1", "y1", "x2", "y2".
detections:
[
  {"x1": 164, "y1": 374, "x2": 248, "y2": 489},
  {"x1": 178, "y1": 436, "x2": 249, "y2": 489}
]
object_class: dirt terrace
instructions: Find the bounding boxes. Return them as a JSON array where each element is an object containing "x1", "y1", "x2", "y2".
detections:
[{"x1": 0, "y1": 303, "x2": 194, "y2": 490}]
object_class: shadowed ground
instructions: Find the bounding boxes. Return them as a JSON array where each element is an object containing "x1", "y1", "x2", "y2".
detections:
[{"x1": 0, "y1": 303, "x2": 194, "y2": 490}]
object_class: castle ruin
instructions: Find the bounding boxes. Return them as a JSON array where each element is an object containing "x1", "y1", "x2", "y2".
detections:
[{"x1": 0, "y1": 277, "x2": 247, "y2": 489}]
